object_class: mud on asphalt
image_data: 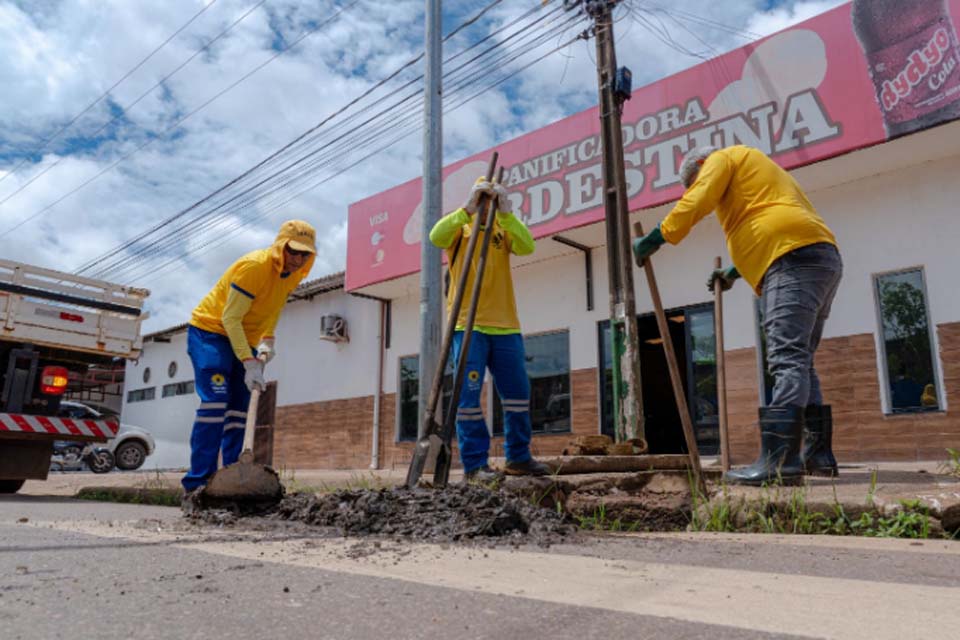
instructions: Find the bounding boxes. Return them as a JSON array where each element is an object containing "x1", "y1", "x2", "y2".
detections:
[{"x1": 182, "y1": 483, "x2": 576, "y2": 547}]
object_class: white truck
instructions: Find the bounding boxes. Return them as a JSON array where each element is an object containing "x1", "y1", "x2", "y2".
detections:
[{"x1": 0, "y1": 258, "x2": 148, "y2": 493}]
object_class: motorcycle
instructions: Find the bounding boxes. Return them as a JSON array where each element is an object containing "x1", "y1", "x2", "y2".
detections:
[{"x1": 50, "y1": 441, "x2": 115, "y2": 474}]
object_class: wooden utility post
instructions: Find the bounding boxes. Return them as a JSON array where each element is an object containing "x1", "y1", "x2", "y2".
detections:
[
  {"x1": 582, "y1": 0, "x2": 644, "y2": 445},
  {"x1": 714, "y1": 257, "x2": 731, "y2": 472}
]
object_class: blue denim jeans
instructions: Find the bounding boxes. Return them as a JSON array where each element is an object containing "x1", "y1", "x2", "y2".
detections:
[{"x1": 761, "y1": 243, "x2": 843, "y2": 408}]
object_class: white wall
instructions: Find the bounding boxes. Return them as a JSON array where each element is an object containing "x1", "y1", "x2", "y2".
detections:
[
  {"x1": 271, "y1": 289, "x2": 383, "y2": 404},
  {"x1": 122, "y1": 330, "x2": 196, "y2": 470},
  {"x1": 129, "y1": 140, "x2": 960, "y2": 463},
  {"x1": 354, "y1": 146, "x2": 960, "y2": 406}
]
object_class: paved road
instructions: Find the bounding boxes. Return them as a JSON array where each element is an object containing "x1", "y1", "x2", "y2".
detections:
[{"x1": 1, "y1": 495, "x2": 958, "y2": 640}]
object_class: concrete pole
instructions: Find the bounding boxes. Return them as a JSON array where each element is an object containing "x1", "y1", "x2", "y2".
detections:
[
  {"x1": 589, "y1": 0, "x2": 644, "y2": 443},
  {"x1": 417, "y1": 0, "x2": 443, "y2": 438}
]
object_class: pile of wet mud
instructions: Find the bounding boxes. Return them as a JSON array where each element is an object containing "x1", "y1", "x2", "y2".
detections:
[{"x1": 187, "y1": 483, "x2": 573, "y2": 545}]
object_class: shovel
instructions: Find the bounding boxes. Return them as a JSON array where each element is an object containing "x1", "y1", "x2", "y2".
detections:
[
  {"x1": 203, "y1": 359, "x2": 283, "y2": 507},
  {"x1": 406, "y1": 152, "x2": 500, "y2": 488}
]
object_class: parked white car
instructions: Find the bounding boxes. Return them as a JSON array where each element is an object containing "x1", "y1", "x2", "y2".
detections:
[{"x1": 58, "y1": 400, "x2": 156, "y2": 471}]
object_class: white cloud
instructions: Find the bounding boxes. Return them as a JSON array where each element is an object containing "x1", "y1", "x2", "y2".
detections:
[{"x1": 0, "y1": 0, "x2": 847, "y2": 334}]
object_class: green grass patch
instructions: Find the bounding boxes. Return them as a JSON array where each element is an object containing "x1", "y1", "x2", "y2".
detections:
[
  {"x1": 938, "y1": 448, "x2": 960, "y2": 478},
  {"x1": 576, "y1": 502, "x2": 641, "y2": 533},
  {"x1": 75, "y1": 486, "x2": 182, "y2": 507},
  {"x1": 690, "y1": 481, "x2": 940, "y2": 539}
]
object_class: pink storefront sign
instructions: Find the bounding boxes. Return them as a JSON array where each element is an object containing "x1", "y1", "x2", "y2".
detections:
[{"x1": 346, "y1": 0, "x2": 960, "y2": 291}]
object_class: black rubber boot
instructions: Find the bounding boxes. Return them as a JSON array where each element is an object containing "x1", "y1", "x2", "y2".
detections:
[
  {"x1": 802, "y1": 404, "x2": 838, "y2": 477},
  {"x1": 724, "y1": 406, "x2": 804, "y2": 486}
]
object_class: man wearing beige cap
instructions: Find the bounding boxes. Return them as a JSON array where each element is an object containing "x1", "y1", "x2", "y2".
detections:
[{"x1": 182, "y1": 220, "x2": 316, "y2": 492}]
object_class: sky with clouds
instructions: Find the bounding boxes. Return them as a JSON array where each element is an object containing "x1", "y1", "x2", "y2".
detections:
[{"x1": 0, "y1": 0, "x2": 846, "y2": 332}]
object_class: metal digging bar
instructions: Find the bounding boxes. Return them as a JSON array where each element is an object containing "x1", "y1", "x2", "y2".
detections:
[
  {"x1": 432, "y1": 165, "x2": 506, "y2": 487},
  {"x1": 405, "y1": 152, "x2": 499, "y2": 488},
  {"x1": 632, "y1": 220, "x2": 706, "y2": 495}
]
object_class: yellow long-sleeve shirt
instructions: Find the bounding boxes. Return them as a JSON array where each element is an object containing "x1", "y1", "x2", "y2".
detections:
[
  {"x1": 660, "y1": 145, "x2": 837, "y2": 293},
  {"x1": 430, "y1": 208, "x2": 534, "y2": 333},
  {"x1": 190, "y1": 228, "x2": 315, "y2": 362}
]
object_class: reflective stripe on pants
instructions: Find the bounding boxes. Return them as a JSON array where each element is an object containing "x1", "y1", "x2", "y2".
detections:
[
  {"x1": 182, "y1": 326, "x2": 252, "y2": 491},
  {"x1": 451, "y1": 331, "x2": 532, "y2": 473}
]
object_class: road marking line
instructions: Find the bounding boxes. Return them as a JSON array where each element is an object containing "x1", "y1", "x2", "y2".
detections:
[{"x1": 32, "y1": 519, "x2": 960, "y2": 640}]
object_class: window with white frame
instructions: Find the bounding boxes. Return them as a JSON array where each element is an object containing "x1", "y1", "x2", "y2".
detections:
[
  {"x1": 396, "y1": 355, "x2": 453, "y2": 441},
  {"x1": 127, "y1": 387, "x2": 156, "y2": 403},
  {"x1": 493, "y1": 330, "x2": 572, "y2": 435},
  {"x1": 162, "y1": 380, "x2": 195, "y2": 398},
  {"x1": 874, "y1": 268, "x2": 940, "y2": 413}
]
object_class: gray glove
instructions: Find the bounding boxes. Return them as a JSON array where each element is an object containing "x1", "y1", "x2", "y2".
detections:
[
  {"x1": 707, "y1": 265, "x2": 740, "y2": 292},
  {"x1": 242, "y1": 358, "x2": 266, "y2": 392},
  {"x1": 463, "y1": 180, "x2": 492, "y2": 214},
  {"x1": 491, "y1": 183, "x2": 513, "y2": 215}
]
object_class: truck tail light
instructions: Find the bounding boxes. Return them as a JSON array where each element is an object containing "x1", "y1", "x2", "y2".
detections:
[{"x1": 40, "y1": 366, "x2": 69, "y2": 395}]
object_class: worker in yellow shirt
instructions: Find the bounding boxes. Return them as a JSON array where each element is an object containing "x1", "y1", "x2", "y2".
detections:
[
  {"x1": 182, "y1": 220, "x2": 316, "y2": 492},
  {"x1": 430, "y1": 179, "x2": 551, "y2": 482},
  {"x1": 632, "y1": 146, "x2": 843, "y2": 485}
]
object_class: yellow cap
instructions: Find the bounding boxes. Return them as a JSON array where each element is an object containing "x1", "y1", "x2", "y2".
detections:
[{"x1": 277, "y1": 219, "x2": 317, "y2": 254}]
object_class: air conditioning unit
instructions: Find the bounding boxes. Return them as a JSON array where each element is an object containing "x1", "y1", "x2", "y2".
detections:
[{"x1": 320, "y1": 314, "x2": 348, "y2": 343}]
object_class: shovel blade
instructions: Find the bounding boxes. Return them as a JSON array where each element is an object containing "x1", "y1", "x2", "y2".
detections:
[
  {"x1": 204, "y1": 460, "x2": 283, "y2": 504},
  {"x1": 405, "y1": 432, "x2": 445, "y2": 488},
  {"x1": 432, "y1": 442, "x2": 453, "y2": 488}
]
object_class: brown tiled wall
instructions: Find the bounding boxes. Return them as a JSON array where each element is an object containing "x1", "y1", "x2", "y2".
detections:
[
  {"x1": 275, "y1": 324, "x2": 960, "y2": 470},
  {"x1": 725, "y1": 323, "x2": 960, "y2": 464},
  {"x1": 274, "y1": 367, "x2": 601, "y2": 470}
]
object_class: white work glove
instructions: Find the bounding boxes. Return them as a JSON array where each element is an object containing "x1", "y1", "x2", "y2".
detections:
[
  {"x1": 242, "y1": 358, "x2": 266, "y2": 393},
  {"x1": 256, "y1": 337, "x2": 275, "y2": 363},
  {"x1": 463, "y1": 180, "x2": 493, "y2": 214},
  {"x1": 492, "y1": 183, "x2": 513, "y2": 215}
]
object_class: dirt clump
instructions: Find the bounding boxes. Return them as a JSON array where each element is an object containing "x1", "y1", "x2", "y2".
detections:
[
  {"x1": 185, "y1": 483, "x2": 573, "y2": 545},
  {"x1": 271, "y1": 484, "x2": 573, "y2": 544}
]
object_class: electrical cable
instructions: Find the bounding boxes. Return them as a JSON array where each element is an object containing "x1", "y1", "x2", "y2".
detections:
[
  {"x1": 0, "y1": 0, "x2": 263, "y2": 213},
  {"x1": 83, "y1": 1, "x2": 579, "y2": 280},
  {"x1": 0, "y1": 0, "x2": 220, "y2": 190},
  {"x1": 135, "y1": 29, "x2": 588, "y2": 285},
  {"x1": 103, "y1": 12, "x2": 584, "y2": 282},
  {"x1": 102, "y1": 15, "x2": 585, "y2": 283},
  {"x1": 74, "y1": 0, "x2": 544, "y2": 276}
]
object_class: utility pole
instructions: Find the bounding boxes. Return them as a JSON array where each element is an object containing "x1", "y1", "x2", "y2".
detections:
[
  {"x1": 417, "y1": 0, "x2": 442, "y2": 438},
  {"x1": 581, "y1": 0, "x2": 644, "y2": 444}
]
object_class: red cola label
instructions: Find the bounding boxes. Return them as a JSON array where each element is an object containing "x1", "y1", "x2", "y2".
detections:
[{"x1": 866, "y1": 19, "x2": 960, "y2": 124}]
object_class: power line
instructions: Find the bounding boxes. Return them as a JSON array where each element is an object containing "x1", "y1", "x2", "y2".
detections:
[
  {"x1": 136, "y1": 28, "x2": 589, "y2": 286},
  {"x1": 102, "y1": 14, "x2": 583, "y2": 283},
  {"x1": 0, "y1": 0, "x2": 358, "y2": 241},
  {"x1": 633, "y1": 2, "x2": 762, "y2": 41},
  {"x1": 81, "y1": 1, "x2": 577, "y2": 280},
  {"x1": 101, "y1": 8, "x2": 583, "y2": 281},
  {"x1": 0, "y1": 0, "x2": 220, "y2": 191},
  {"x1": 0, "y1": 0, "x2": 265, "y2": 214}
]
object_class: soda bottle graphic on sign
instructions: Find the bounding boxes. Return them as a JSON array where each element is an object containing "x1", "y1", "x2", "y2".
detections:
[{"x1": 852, "y1": 0, "x2": 960, "y2": 137}]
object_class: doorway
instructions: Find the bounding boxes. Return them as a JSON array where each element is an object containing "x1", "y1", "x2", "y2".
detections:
[{"x1": 599, "y1": 303, "x2": 719, "y2": 455}]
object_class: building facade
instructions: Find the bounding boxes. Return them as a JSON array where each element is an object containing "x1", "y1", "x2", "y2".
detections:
[{"x1": 124, "y1": 2, "x2": 960, "y2": 470}]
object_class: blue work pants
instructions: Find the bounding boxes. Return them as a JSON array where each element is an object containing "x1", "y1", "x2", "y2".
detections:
[
  {"x1": 451, "y1": 331, "x2": 532, "y2": 473},
  {"x1": 182, "y1": 326, "x2": 251, "y2": 491}
]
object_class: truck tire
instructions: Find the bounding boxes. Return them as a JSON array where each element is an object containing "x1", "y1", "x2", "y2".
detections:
[
  {"x1": 114, "y1": 441, "x2": 148, "y2": 471},
  {"x1": 0, "y1": 479, "x2": 26, "y2": 494}
]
